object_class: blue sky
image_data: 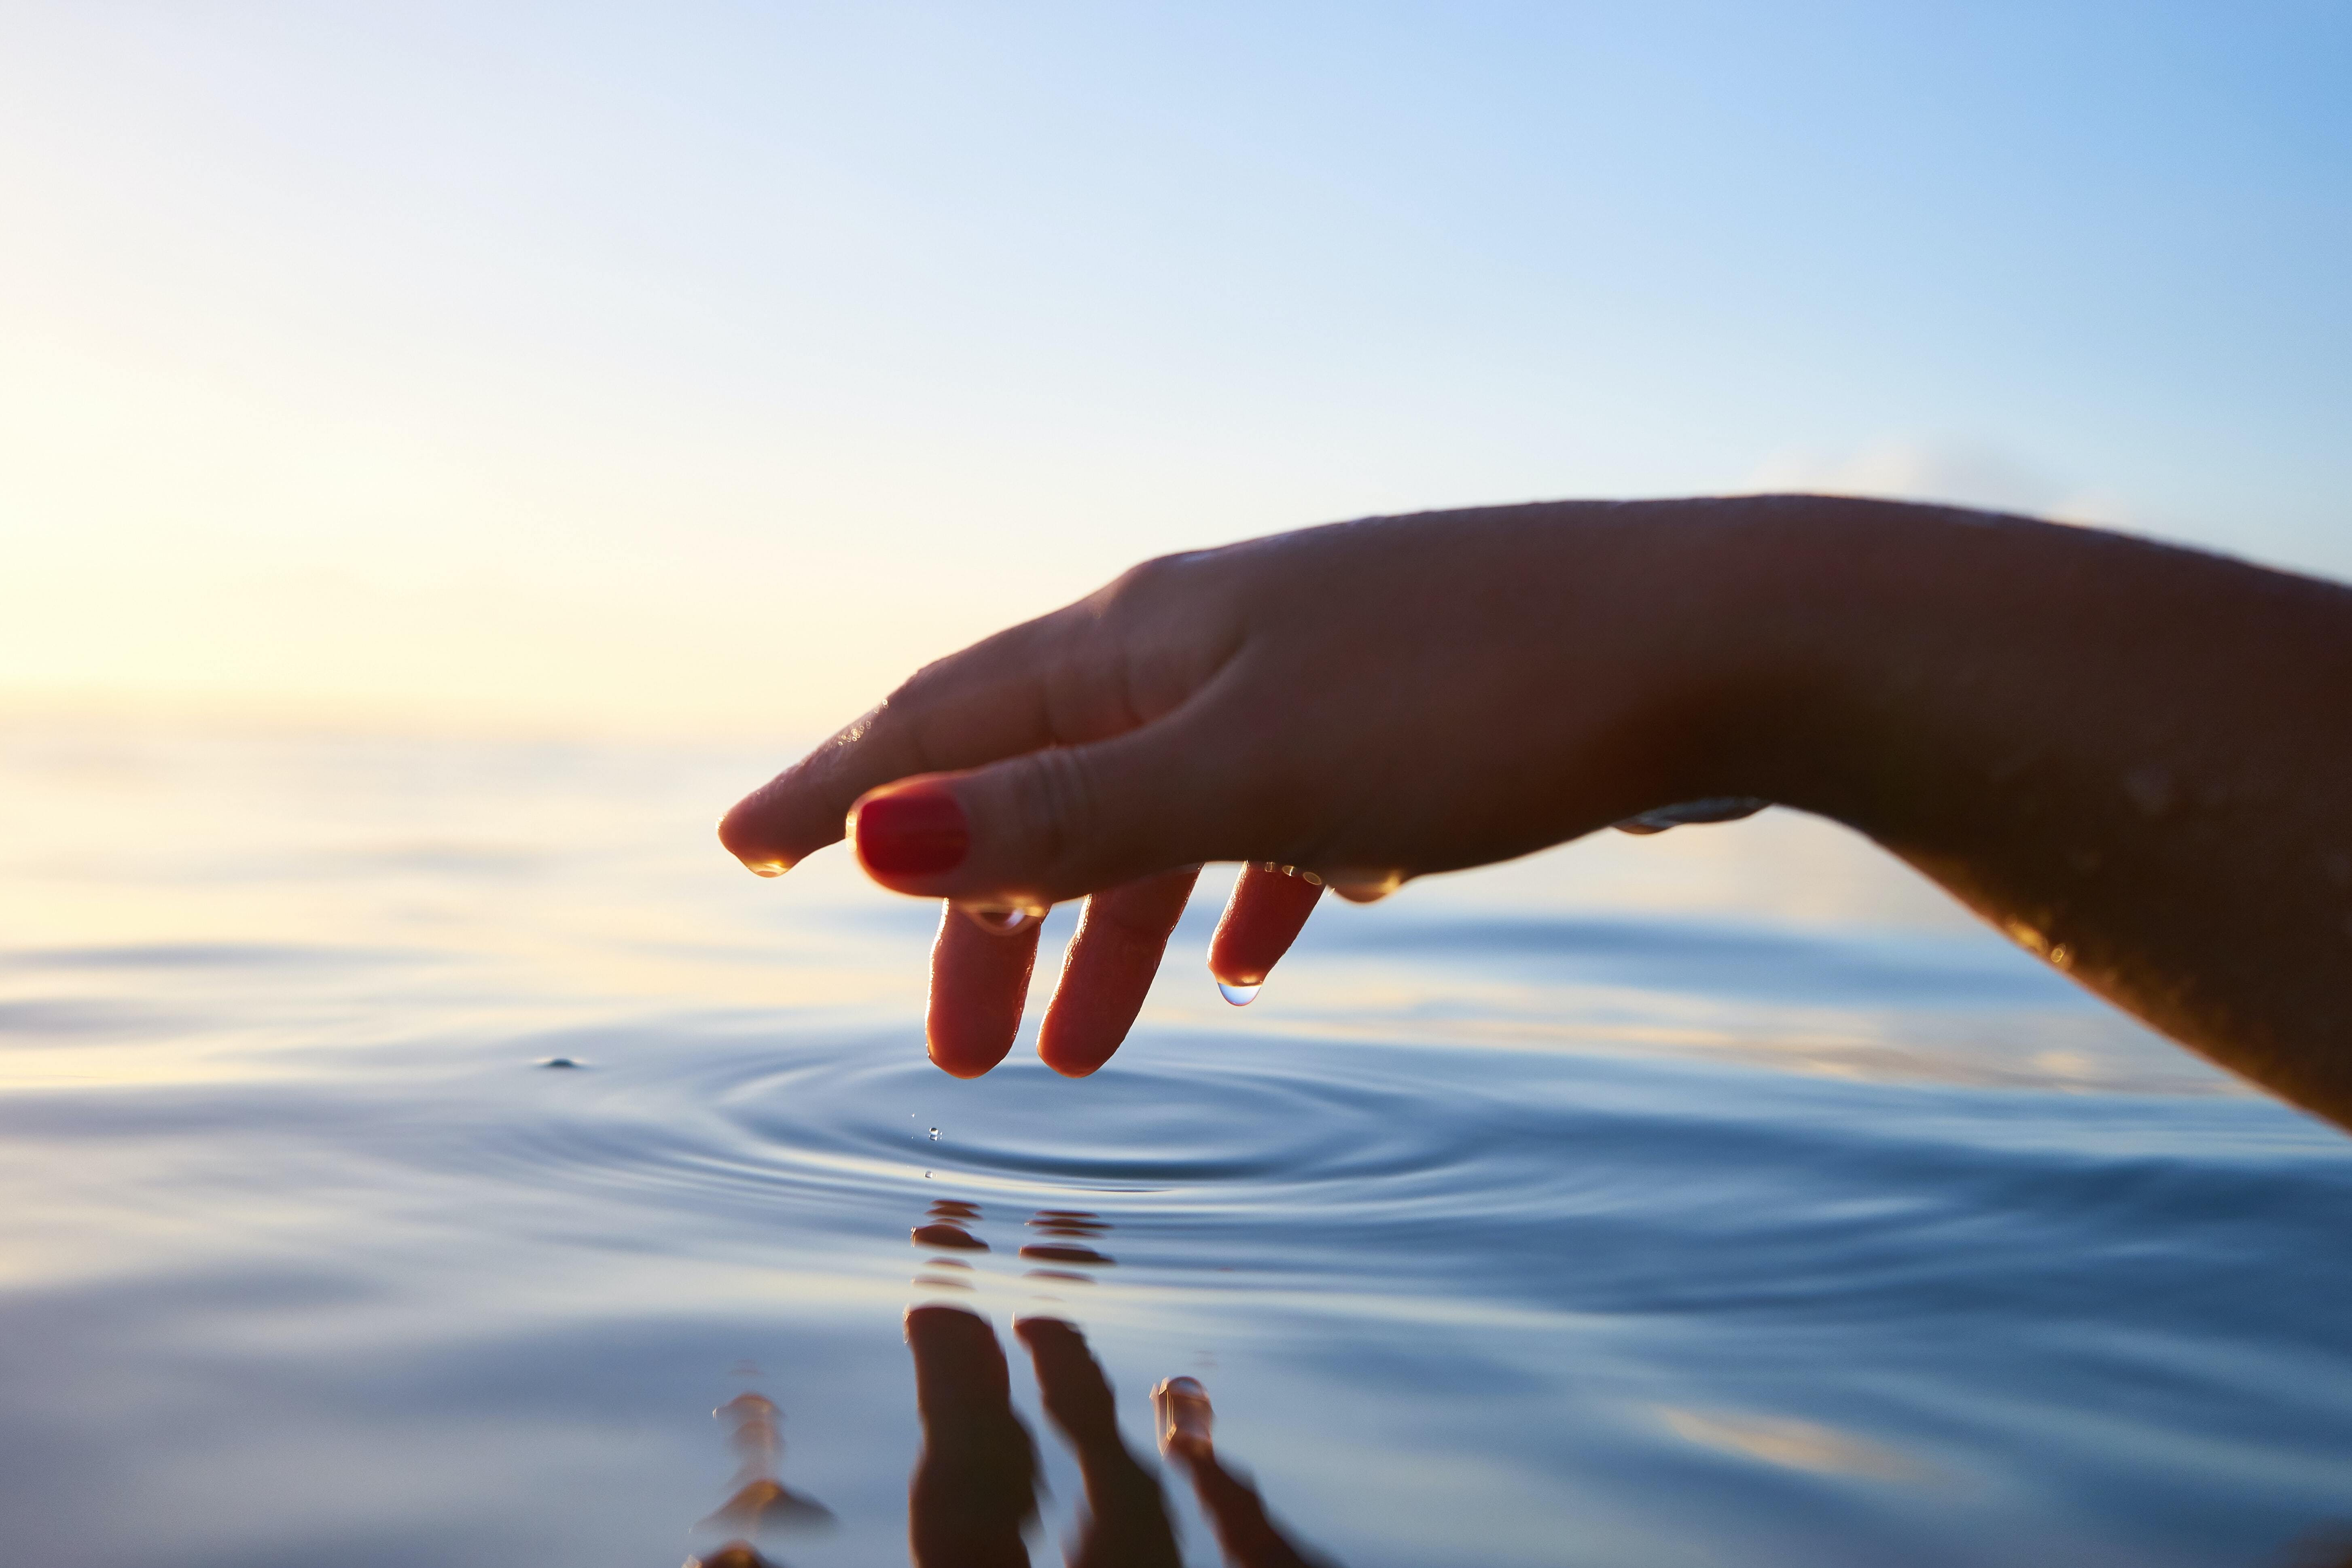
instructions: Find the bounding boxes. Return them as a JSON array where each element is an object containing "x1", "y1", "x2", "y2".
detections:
[{"x1": 3, "y1": 2, "x2": 2347, "y2": 732}]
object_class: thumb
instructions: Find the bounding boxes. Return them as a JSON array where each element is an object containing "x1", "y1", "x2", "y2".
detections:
[{"x1": 847, "y1": 720, "x2": 1233, "y2": 905}]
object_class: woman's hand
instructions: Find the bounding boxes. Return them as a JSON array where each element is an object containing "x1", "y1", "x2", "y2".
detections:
[
  {"x1": 723, "y1": 493, "x2": 2352, "y2": 1129},
  {"x1": 718, "y1": 500, "x2": 1776, "y2": 1076}
]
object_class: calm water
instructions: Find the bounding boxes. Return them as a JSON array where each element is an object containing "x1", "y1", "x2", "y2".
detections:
[{"x1": 2, "y1": 718, "x2": 2348, "y2": 1566}]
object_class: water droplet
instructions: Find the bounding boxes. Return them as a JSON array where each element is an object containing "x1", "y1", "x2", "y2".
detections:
[
  {"x1": 740, "y1": 858, "x2": 791, "y2": 878},
  {"x1": 928, "y1": 1126, "x2": 941, "y2": 1141},
  {"x1": 958, "y1": 903, "x2": 1046, "y2": 935},
  {"x1": 1324, "y1": 868, "x2": 1406, "y2": 903},
  {"x1": 1216, "y1": 980, "x2": 1260, "y2": 1006},
  {"x1": 538, "y1": 1057, "x2": 580, "y2": 1069}
]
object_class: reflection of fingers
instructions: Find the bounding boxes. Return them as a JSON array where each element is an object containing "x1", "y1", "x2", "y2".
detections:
[
  {"x1": 1178, "y1": 1454, "x2": 1326, "y2": 1568},
  {"x1": 906, "y1": 1305, "x2": 1017, "y2": 1424},
  {"x1": 1037, "y1": 867, "x2": 1201, "y2": 1076},
  {"x1": 926, "y1": 902, "x2": 1044, "y2": 1078},
  {"x1": 1155, "y1": 1376, "x2": 1329, "y2": 1568},
  {"x1": 905, "y1": 1306, "x2": 1036, "y2": 1568},
  {"x1": 1013, "y1": 1317, "x2": 1122, "y2": 1449},
  {"x1": 1014, "y1": 1318, "x2": 1182, "y2": 1568},
  {"x1": 1151, "y1": 1376, "x2": 1215, "y2": 1458},
  {"x1": 1208, "y1": 864, "x2": 1325, "y2": 989}
]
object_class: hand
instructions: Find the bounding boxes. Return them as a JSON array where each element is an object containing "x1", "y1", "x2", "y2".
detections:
[{"x1": 719, "y1": 500, "x2": 1765, "y2": 1076}]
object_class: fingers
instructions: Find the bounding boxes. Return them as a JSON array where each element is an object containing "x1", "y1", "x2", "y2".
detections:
[
  {"x1": 846, "y1": 706, "x2": 1233, "y2": 907},
  {"x1": 717, "y1": 612, "x2": 1087, "y2": 875},
  {"x1": 936, "y1": 861, "x2": 1320, "y2": 1082},
  {"x1": 925, "y1": 903, "x2": 1045, "y2": 1079},
  {"x1": 720, "y1": 559, "x2": 1237, "y2": 879},
  {"x1": 1208, "y1": 863, "x2": 1325, "y2": 991},
  {"x1": 1037, "y1": 867, "x2": 1201, "y2": 1077}
]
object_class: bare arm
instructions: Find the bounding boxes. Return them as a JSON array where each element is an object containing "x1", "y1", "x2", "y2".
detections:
[
  {"x1": 1726, "y1": 497, "x2": 2352, "y2": 1126},
  {"x1": 719, "y1": 496, "x2": 2352, "y2": 1127}
]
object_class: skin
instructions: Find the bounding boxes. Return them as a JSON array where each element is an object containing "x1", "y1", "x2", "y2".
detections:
[{"x1": 719, "y1": 495, "x2": 2352, "y2": 1129}]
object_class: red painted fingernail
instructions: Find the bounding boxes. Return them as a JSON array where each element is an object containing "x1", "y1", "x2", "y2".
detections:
[{"x1": 854, "y1": 787, "x2": 970, "y2": 877}]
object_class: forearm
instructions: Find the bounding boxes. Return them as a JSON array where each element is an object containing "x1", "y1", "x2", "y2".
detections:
[{"x1": 1704, "y1": 496, "x2": 2352, "y2": 1125}]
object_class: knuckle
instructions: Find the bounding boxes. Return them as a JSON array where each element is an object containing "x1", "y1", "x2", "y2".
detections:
[
  {"x1": 1009, "y1": 747, "x2": 1098, "y2": 875},
  {"x1": 1093, "y1": 551, "x2": 1199, "y2": 622}
]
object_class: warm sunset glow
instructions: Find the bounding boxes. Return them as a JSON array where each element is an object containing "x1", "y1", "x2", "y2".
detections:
[{"x1": 5, "y1": 8, "x2": 2346, "y2": 737}]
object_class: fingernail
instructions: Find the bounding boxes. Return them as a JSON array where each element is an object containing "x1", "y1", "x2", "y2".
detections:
[{"x1": 854, "y1": 787, "x2": 971, "y2": 877}]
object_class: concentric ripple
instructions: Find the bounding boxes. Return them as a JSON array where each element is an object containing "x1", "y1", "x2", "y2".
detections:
[{"x1": 464, "y1": 1021, "x2": 1522, "y2": 1240}]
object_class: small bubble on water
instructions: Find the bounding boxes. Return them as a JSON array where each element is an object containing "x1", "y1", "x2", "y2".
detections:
[
  {"x1": 928, "y1": 1127, "x2": 941, "y2": 1141},
  {"x1": 1216, "y1": 981, "x2": 1260, "y2": 1006}
]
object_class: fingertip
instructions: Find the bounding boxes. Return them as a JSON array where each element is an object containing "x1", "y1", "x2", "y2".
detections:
[
  {"x1": 926, "y1": 1055, "x2": 992, "y2": 1080},
  {"x1": 1206, "y1": 956, "x2": 1271, "y2": 987},
  {"x1": 1036, "y1": 1012, "x2": 1122, "y2": 1077},
  {"x1": 925, "y1": 1015, "x2": 1017, "y2": 1078},
  {"x1": 1207, "y1": 862, "x2": 1324, "y2": 991},
  {"x1": 716, "y1": 797, "x2": 795, "y2": 877}
]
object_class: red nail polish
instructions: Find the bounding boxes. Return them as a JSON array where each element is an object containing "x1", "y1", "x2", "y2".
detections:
[{"x1": 855, "y1": 788, "x2": 970, "y2": 877}]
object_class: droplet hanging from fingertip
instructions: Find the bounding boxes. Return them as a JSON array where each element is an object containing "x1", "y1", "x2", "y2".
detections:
[
  {"x1": 958, "y1": 903, "x2": 1047, "y2": 935},
  {"x1": 1216, "y1": 980, "x2": 1260, "y2": 1006}
]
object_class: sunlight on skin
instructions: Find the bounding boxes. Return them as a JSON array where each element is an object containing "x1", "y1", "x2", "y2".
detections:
[
  {"x1": 917, "y1": 862, "x2": 1332, "y2": 1078},
  {"x1": 721, "y1": 498, "x2": 2352, "y2": 1128}
]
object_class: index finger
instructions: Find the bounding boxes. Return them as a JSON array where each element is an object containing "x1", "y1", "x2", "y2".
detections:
[
  {"x1": 718, "y1": 611, "x2": 1079, "y2": 875},
  {"x1": 718, "y1": 554, "x2": 1240, "y2": 877}
]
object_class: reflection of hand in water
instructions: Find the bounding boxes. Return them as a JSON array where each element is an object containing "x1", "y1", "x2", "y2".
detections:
[
  {"x1": 1155, "y1": 1377, "x2": 1332, "y2": 1568},
  {"x1": 686, "y1": 1390, "x2": 834, "y2": 1568},
  {"x1": 907, "y1": 1305, "x2": 1041, "y2": 1568},
  {"x1": 908, "y1": 1306, "x2": 1331, "y2": 1568}
]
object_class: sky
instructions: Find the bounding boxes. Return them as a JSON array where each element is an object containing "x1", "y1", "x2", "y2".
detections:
[{"x1": 3, "y1": 2, "x2": 2348, "y2": 737}]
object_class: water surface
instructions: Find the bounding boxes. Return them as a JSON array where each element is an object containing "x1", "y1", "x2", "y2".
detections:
[{"x1": 1, "y1": 719, "x2": 2346, "y2": 1566}]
